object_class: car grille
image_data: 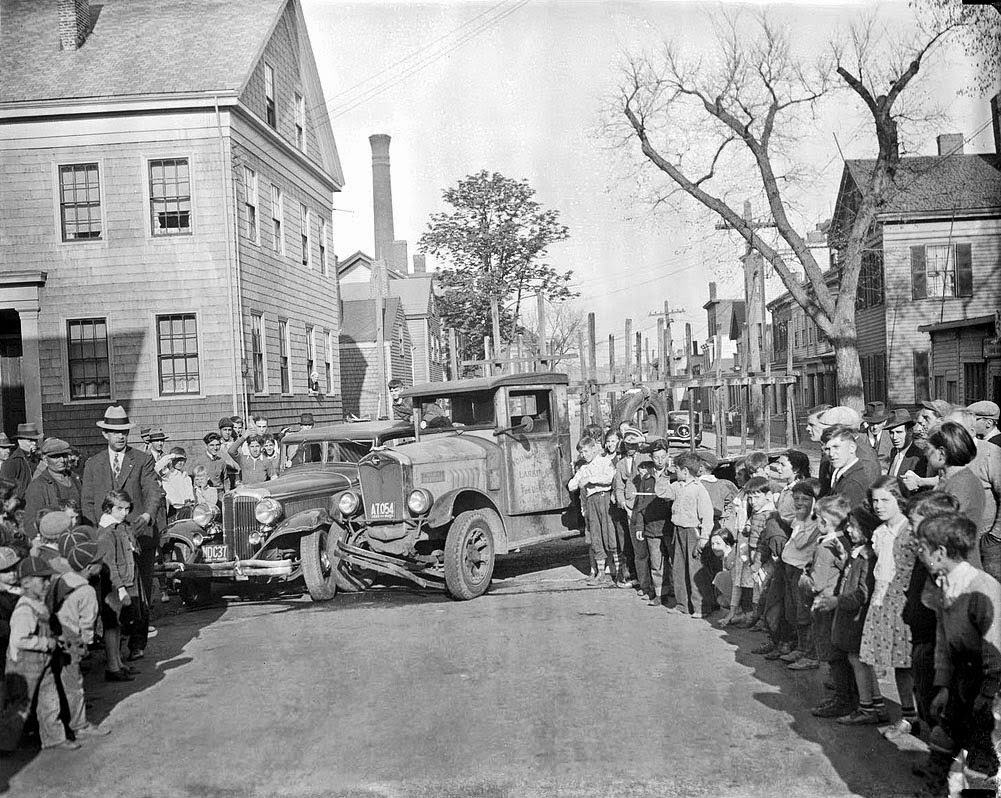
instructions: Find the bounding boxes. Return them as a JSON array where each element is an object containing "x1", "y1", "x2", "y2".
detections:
[
  {"x1": 359, "y1": 454, "x2": 406, "y2": 523},
  {"x1": 222, "y1": 493, "x2": 257, "y2": 560}
]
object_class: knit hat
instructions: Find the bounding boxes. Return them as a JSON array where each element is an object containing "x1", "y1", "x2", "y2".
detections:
[
  {"x1": 0, "y1": 546, "x2": 20, "y2": 572},
  {"x1": 58, "y1": 528, "x2": 99, "y2": 570},
  {"x1": 18, "y1": 555, "x2": 56, "y2": 580},
  {"x1": 38, "y1": 510, "x2": 72, "y2": 541}
]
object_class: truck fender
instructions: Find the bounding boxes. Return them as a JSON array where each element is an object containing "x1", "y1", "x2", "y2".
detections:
[
  {"x1": 261, "y1": 507, "x2": 333, "y2": 550},
  {"x1": 426, "y1": 489, "x2": 509, "y2": 554}
]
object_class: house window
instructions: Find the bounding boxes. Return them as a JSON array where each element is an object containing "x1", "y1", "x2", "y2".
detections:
[
  {"x1": 156, "y1": 313, "x2": 199, "y2": 395},
  {"x1": 913, "y1": 351, "x2": 930, "y2": 402},
  {"x1": 306, "y1": 325, "x2": 316, "y2": 392},
  {"x1": 294, "y1": 93, "x2": 304, "y2": 150},
  {"x1": 856, "y1": 249, "x2": 885, "y2": 310},
  {"x1": 325, "y1": 330, "x2": 333, "y2": 394},
  {"x1": 300, "y1": 204, "x2": 310, "y2": 267},
  {"x1": 58, "y1": 163, "x2": 102, "y2": 241},
  {"x1": 251, "y1": 313, "x2": 266, "y2": 393},
  {"x1": 319, "y1": 217, "x2": 328, "y2": 276},
  {"x1": 965, "y1": 362, "x2": 987, "y2": 405},
  {"x1": 271, "y1": 185, "x2": 283, "y2": 254},
  {"x1": 243, "y1": 165, "x2": 258, "y2": 244},
  {"x1": 264, "y1": 64, "x2": 276, "y2": 128},
  {"x1": 278, "y1": 319, "x2": 291, "y2": 394},
  {"x1": 67, "y1": 318, "x2": 111, "y2": 400},
  {"x1": 912, "y1": 243, "x2": 973, "y2": 299},
  {"x1": 149, "y1": 158, "x2": 191, "y2": 236}
]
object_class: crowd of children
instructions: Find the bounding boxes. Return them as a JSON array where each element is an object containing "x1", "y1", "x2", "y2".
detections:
[{"x1": 569, "y1": 398, "x2": 1001, "y2": 794}]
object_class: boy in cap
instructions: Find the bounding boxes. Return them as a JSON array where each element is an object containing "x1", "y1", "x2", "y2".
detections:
[
  {"x1": 0, "y1": 555, "x2": 79, "y2": 751},
  {"x1": 0, "y1": 546, "x2": 22, "y2": 672},
  {"x1": 52, "y1": 529, "x2": 107, "y2": 739},
  {"x1": 612, "y1": 426, "x2": 646, "y2": 587},
  {"x1": 568, "y1": 436, "x2": 618, "y2": 586},
  {"x1": 969, "y1": 401, "x2": 1001, "y2": 448},
  {"x1": 30, "y1": 510, "x2": 73, "y2": 573}
]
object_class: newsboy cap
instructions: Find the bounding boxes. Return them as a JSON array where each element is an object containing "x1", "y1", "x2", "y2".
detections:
[
  {"x1": 18, "y1": 555, "x2": 56, "y2": 580},
  {"x1": 218, "y1": 417, "x2": 235, "y2": 430},
  {"x1": 818, "y1": 406, "x2": 862, "y2": 430},
  {"x1": 40, "y1": 437, "x2": 72, "y2": 456},
  {"x1": 968, "y1": 401, "x2": 1000, "y2": 420},
  {"x1": 39, "y1": 510, "x2": 72, "y2": 541},
  {"x1": 921, "y1": 399, "x2": 953, "y2": 419},
  {"x1": 696, "y1": 450, "x2": 720, "y2": 470}
]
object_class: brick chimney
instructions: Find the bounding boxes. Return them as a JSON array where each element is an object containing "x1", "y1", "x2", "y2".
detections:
[
  {"x1": 708, "y1": 281, "x2": 717, "y2": 302},
  {"x1": 936, "y1": 133, "x2": 964, "y2": 157},
  {"x1": 58, "y1": 0, "x2": 90, "y2": 51},
  {"x1": 392, "y1": 240, "x2": 408, "y2": 276},
  {"x1": 369, "y1": 134, "x2": 395, "y2": 269},
  {"x1": 992, "y1": 93, "x2": 1001, "y2": 155},
  {"x1": 412, "y1": 254, "x2": 426, "y2": 275}
]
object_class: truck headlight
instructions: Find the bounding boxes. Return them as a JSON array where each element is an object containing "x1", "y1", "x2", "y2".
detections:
[
  {"x1": 337, "y1": 491, "x2": 360, "y2": 516},
  {"x1": 248, "y1": 531, "x2": 263, "y2": 545},
  {"x1": 191, "y1": 503, "x2": 218, "y2": 528},
  {"x1": 407, "y1": 488, "x2": 433, "y2": 515},
  {"x1": 255, "y1": 497, "x2": 283, "y2": 525}
]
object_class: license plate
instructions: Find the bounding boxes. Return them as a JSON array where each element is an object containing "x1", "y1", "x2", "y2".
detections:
[
  {"x1": 369, "y1": 501, "x2": 395, "y2": 520},
  {"x1": 202, "y1": 544, "x2": 230, "y2": 562}
]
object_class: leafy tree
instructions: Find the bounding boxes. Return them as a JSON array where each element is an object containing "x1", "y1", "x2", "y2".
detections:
[{"x1": 419, "y1": 171, "x2": 574, "y2": 363}]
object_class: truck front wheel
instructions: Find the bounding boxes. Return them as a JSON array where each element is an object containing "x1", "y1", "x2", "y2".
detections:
[
  {"x1": 300, "y1": 528, "x2": 337, "y2": 602},
  {"x1": 443, "y1": 509, "x2": 497, "y2": 600}
]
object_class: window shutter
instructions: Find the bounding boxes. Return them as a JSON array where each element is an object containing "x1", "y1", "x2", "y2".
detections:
[
  {"x1": 913, "y1": 351, "x2": 930, "y2": 403},
  {"x1": 910, "y1": 246, "x2": 927, "y2": 300},
  {"x1": 955, "y1": 243, "x2": 973, "y2": 297}
]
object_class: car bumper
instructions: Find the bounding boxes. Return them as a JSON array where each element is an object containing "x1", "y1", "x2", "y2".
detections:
[{"x1": 171, "y1": 558, "x2": 296, "y2": 580}]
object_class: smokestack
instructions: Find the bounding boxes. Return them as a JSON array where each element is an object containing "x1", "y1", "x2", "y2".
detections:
[
  {"x1": 412, "y1": 254, "x2": 426, "y2": 275},
  {"x1": 936, "y1": 133, "x2": 964, "y2": 157},
  {"x1": 392, "y1": 240, "x2": 408, "y2": 277},
  {"x1": 369, "y1": 134, "x2": 395, "y2": 268},
  {"x1": 708, "y1": 281, "x2": 717, "y2": 302},
  {"x1": 992, "y1": 94, "x2": 1000, "y2": 155},
  {"x1": 58, "y1": 0, "x2": 90, "y2": 50}
]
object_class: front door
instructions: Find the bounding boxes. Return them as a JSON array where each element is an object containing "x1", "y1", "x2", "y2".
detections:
[
  {"x1": 499, "y1": 387, "x2": 569, "y2": 517},
  {"x1": 0, "y1": 310, "x2": 25, "y2": 437}
]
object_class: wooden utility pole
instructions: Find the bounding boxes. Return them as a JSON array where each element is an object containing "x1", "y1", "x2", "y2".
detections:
[
  {"x1": 608, "y1": 334, "x2": 616, "y2": 382},
  {"x1": 490, "y1": 298, "x2": 503, "y2": 374},
  {"x1": 664, "y1": 301, "x2": 674, "y2": 377},
  {"x1": 536, "y1": 293, "x2": 547, "y2": 358},
  {"x1": 656, "y1": 317, "x2": 664, "y2": 379},
  {"x1": 371, "y1": 259, "x2": 389, "y2": 418},
  {"x1": 587, "y1": 312, "x2": 597, "y2": 381},
  {"x1": 624, "y1": 319, "x2": 633, "y2": 381},
  {"x1": 635, "y1": 331, "x2": 642, "y2": 381}
]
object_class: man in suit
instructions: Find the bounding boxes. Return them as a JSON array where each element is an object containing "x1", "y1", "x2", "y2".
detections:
[
  {"x1": 884, "y1": 409, "x2": 926, "y2": 492},
  {"x1": 861, "y1": 401, "x2": 893, "y2": 473},
  {"x1": 822, "y1": 424, "x2": 872, "y2": 509},
  {"x1": 970, "y1": 401, "x2": 1001, "y2": 448},
  {"x1": 817, "y1": 406, "x2": 880, "y2": 492},
  {"x1": 82, "y1": 405, "x2": 162, "y2": 661},
  {"x1": 0, "y1": 423, "x2": 42, "y2": 500}
]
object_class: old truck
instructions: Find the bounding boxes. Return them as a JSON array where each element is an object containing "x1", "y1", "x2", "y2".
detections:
[
  {"x1": 162, "y1": 420, "x2": 414, "y2": 605},
  {"x1": 326, "y1": 373, "x2": 580, "y2": 600}
]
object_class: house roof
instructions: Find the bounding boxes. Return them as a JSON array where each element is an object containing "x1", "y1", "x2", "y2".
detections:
[
  {"x1": 704, "y1": 299, "x2": 744, "y2": 343},
  {"x1": 339, "y1": 297, "x2": 403, "y2": 343},
  {"x1": 918, "y1": 314, "x2": 998, "y2": 334},
  {"x1": 337, "y1": 251, "x2": 407, "y2": 281},
  {"x1": 841, "y1": 154, "x2": 1001, "y2": 220},
  {"x1": 341, "y1": 277, "x2": 433, "y2": 317},
  {"x1": 0, "y1": 0, "x2": 284, "y2": 104}
]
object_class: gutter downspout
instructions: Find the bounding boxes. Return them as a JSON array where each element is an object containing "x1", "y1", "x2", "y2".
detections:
[{"x1": 215, "y1": 96, "x2": 248, "y2": 419}]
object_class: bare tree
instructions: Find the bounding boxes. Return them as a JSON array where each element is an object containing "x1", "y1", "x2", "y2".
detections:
[
  {"x1": 613, "y1": 9, "x2": 967, "y2": 409},
  {"x1": 521, "y1": 300, "x2": 585, "y2": 369}
]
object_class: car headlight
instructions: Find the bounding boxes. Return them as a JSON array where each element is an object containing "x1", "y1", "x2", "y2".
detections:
[
  {"x1": 191, "y1": 503, "x2": 218, "y2": 528},
  {"x1": 677, "y1": 425, "x2": 691, "y2": 437},
  {"x1": 337, "y1": 491, "x2": 360, "y2": 516},
  {"x1": 254, "y1": 497, "x2": 283, "y2": 525},
  {"x1": 407, "y1": 488, "x2": 433, "y2": 515},
  {"x1": 248, "y1": 531, "x2": 263, "y2": 545}
]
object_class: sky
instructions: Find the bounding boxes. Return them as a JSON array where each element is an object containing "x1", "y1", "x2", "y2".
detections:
[{"x1": 301, "y1": 0, "x2": 996, "y2": 357}]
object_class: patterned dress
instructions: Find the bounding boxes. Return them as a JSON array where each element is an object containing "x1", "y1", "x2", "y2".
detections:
[{"x1": 859, "y1": 515, "x2": 916, "y2": 670}]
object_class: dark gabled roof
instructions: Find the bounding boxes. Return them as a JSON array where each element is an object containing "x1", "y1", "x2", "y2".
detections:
[
  {"x1": 339, "y1": 297, "x2": 403, "y2": 343},
  {"x1": 842, "y1": 154, "x2": 1001, "y2": 219},
  {"x1": 403, "y1": 372, "x2": 570, "y2": 398},
  {"x1": 0, "y1": 0, "x2": 285, "y2": 104},
  {"x1": 728, "y1": 301, "x2": 747, "y2": 340}
]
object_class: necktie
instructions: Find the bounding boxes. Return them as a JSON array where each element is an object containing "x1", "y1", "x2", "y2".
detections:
[
  {"x1": 112, "y1": 453, "x2": 122, "y2": 479},
  {"x1": 890, "y1": 450, "x2": 903, "y2": 477}
]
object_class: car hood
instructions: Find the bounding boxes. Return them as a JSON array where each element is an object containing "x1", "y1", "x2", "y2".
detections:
[{"x1": 231, "y1": 465, "x2": 357, "y2": 501}]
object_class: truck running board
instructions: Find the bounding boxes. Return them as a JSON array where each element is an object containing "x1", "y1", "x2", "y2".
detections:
[{"x1": 336, "y1": 541, "x2": 446, "y2": 590}]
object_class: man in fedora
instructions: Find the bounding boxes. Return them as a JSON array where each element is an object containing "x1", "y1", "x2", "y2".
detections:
[
  {"x1": 969, "y1": 401, "x2": 1001, "y2": 448},
  {"x1": 861, "y1": 401, "x2": 893, "y2": 472},
  {"x1": 0, "y1": 422, "x2": 42, "y2": 500},
  {"x1": 81, "y1": 405, "x2": 162, "y2": 660},
  {"x1": 22, "y1": 438, "x2": 82, "y2": 539},
  {"x1": 884, "y1": 409, "x2": 926, "y2": 491},
  {"x1": 0, "y1": 433, "x2": 15, "y2": 468}
]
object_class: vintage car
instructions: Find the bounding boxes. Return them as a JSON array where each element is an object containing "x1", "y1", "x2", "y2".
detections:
[
  {"x1": 162, "y1": 420, "x2": 414, "y2": 605},
  {"x1": 325, "y1": 373, "x2": 580, "y2": 600},
  {"x1": 666, "y1": 409, "x2": 703, "y2": 447}
]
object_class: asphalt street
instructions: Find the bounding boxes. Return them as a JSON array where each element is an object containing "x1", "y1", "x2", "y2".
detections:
[{"x1": 5, "y1": 539, "x2": 928, "y2": 798}]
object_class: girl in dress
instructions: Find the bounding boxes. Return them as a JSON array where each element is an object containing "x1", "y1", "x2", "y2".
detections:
[{"x1": 859, "y1": 475, "x2": 918, "y2": 738}]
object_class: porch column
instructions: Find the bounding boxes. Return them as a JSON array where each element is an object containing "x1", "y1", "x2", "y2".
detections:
[{"x1": 19, "y1": 308, "x2": 42, "y2": 431}]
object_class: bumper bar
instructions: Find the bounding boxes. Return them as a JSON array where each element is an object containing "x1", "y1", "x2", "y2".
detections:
[
  {"x1": 336, "y1": 541, "x2": 446, "y2": 590},
  {"x1": 172, "y1": 558, "x2": 295, "y2": 580}
]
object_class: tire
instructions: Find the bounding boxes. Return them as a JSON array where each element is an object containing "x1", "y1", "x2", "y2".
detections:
[
  {"x1": 326, "y1": 524, "x2": 369, "y2": 593},
  {"x1": 612, "y1": 389, "x2": 670, "y2": 439},
  {"x1": 443, "y1": 509, "x2": 497, "y2": 600},
  {"x1": 300, "y1": 528, "x2": 337, "y2": 602},
  {"x1": 179, "y1": 579, "x2": 212, "y2": 608}
]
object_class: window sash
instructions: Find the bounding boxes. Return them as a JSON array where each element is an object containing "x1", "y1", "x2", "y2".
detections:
[
  {"x1": 925, "y1": 244, "x2": 956, "y2": 298},
  {"x1": 156, "y1": 313, "x2": 199, "y2": 395},
  {"x1": 325, "y1": 330, "x2": 333, "y2": 393},
  {"x1": 59, "y1": 164, "x2": 102, "y2": 241},
  {"x1": 251, "y1": 314, "x2": 265, "y2": 393},
  {"x1": 300, "y1": 204, "x2": 310, "y2": 267},
  {"x1": 67, "y1": 318, "x2": 111, "y2": 400},
  {"x1": 295, "y1": 93, "x2": 304, "y2": 149},
  {"x1": 244, "y1": 166, "x2": 258, "y2": 244},
  {"x1": 264, "y1": 64, "x2": 276, "y2": 128},
  {"x1": 149, "y1": 158, "x2": 191, "y2": 236},
  {"x1": 271, "y1": 185, "x2": 283, "y2": 254},
  {"x1": 278, "y1": 320, "x2": 290, "y2": 394}
]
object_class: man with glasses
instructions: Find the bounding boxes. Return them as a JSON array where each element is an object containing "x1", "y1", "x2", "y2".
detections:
[{"x1": 22, "y1": 437, "x2": 82, "y2": 538}]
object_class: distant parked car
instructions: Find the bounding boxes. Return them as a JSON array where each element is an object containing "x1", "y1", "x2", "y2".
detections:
[{"x1": 666, "y1": 409, "x2": 702, "y2": 447}]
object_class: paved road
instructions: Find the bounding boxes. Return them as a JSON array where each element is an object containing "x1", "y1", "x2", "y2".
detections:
[{"x1": 5, "y1": 540, "x2": 927, "y2": 798}]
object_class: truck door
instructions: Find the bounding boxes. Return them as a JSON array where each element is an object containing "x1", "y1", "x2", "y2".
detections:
[{"x1": 499, "y1": 387, "x2": 570, "y2": 515}]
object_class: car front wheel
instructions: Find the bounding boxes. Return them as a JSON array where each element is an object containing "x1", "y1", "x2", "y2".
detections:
[
  {"x1": 300, "y1": 528, "x2": 337, "y2": 602},
  {"x1": 443, "y1": 509, "x2": 497, "y2": 600}
]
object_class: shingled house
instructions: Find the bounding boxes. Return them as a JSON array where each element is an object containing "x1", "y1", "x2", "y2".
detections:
[{"x1": 0, "y1": 0, "x2": 344, "y2": 451}]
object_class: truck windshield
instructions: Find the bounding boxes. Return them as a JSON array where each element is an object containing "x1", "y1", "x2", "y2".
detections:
[{"x1": 417, "y1": 390, "x2": 495, "y2": 429}]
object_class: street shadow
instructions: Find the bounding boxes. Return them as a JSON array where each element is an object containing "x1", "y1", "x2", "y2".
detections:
[
  {"x1": 0, "y1": 598, "x2": 225, "y2": 794},
  {"x1": 714, "y1": 624, "x2": 927, "y2": 798}
]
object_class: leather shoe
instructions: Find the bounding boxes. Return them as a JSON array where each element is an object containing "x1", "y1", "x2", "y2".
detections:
[
  {"x1": 127, "y1": 649, "x2": 145, "y2": 661},
  {"x1": 105, "y1": 669, "x2": 135, "y2": 682}
]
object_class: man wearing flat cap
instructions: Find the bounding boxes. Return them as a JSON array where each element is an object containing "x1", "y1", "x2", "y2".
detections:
[
  {"x1": 0, "y1": 422, "x2": 42, "y2": 500},
  {"x1": 22, "y1": 438, "x2": 82, "y2": 539},
  {"x1": 81, "y1": 405, "x2": 162, "y2": 660},
  {"x1": 969, "y1": 401, "x2": 1001, "y2": 448}
]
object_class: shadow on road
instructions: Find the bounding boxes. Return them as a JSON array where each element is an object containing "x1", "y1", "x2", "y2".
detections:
[
  {"x1": 716, "y1": 624, "x2": 926, "y2": 798},
  {"x1": 0, "y1": 597, "x2": 226, "y2": 795}
]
